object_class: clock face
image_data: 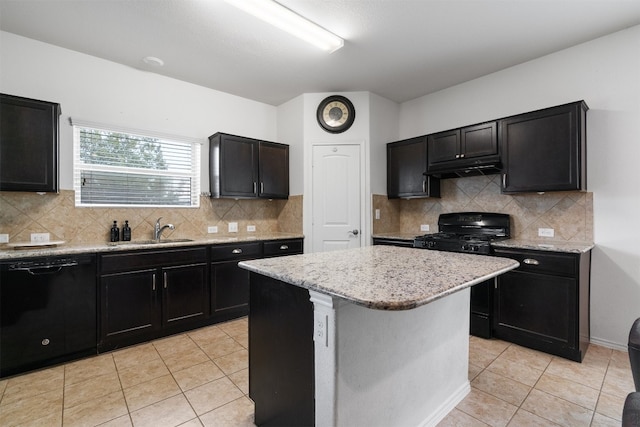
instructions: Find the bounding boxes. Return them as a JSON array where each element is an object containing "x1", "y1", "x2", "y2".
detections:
[{"x1": 317, "y1": 96, "x2": 355, "y2": 133}]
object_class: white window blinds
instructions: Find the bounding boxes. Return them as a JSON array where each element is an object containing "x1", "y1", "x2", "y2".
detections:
[{"x1": 72, "y1": 120, "x2": 201, "y2": 207}]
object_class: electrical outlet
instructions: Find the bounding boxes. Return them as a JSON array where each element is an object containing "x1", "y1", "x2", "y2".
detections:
[
  {"x1": 420, "y1": 224, "x2": 430, "y2": 232},
  {"x1": 30, "y1": 233, "x2": 50, "y2": 243},
  {"x1": 0, "y1": 234, "x2": 8, "y2": 243},
  {"x1": 247, "y1": 225, "x2": 256, "y2": 232},
  {"x1": 207, "y1": 226, "x2": 218, "y2": 234},
  {"x1": 538, "y1": 228, "x2": 555, "y2": 237},
  {"x1": 228, "y1": 222, "x2": 238, "y2": 233},
  {"x1": 375, "y1": 209, "x2": 380, "y2": 220}
]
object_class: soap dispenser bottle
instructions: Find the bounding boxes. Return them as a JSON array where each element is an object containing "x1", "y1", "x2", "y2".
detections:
[
  {"x1": 122, "y1": 220, "x2": 131, "y2": 241},
  {"x1": 110, "y1": 220, "x2": 120, "y2": 242}
]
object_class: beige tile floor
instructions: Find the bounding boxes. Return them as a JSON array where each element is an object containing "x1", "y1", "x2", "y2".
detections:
[{"x1": 0, "y1": 318, "x2": 632, "y2": 427}]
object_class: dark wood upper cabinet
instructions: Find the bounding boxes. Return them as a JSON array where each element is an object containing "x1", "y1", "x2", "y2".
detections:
[
  {"x1": 427, "y1": 121, "x2": 498, "y2": 176},
  {"x1": 0, "y1": 93, "x2": 61, "y2": 192},
  {"x1": 259, "y1": 141, "x2": 289, "y2": 198},
  {"x1": 387, "y1": 136, "x2": 440, "y2": 199},
  {"x1": 209, "y1": 132, "x2": 289, "y2": 199},
  {"x1": 427, "y1": 129, "x2": 460, "y2": 165},
  {"x1": 500, "y1": 101, "x2": 587, "y2": 193}
]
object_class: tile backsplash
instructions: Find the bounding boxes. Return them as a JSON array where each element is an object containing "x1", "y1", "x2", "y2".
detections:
[
  {"x1": 0, "y1": 190, "x2": 303, "y2": 245},
  {"x1": 373, "y1": 175, "x2": 593, "y2": 242}
]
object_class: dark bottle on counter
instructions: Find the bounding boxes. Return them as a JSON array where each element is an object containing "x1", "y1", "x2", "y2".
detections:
[
  {"x1": 110, "y1": 220, "x2": 120, "y2": 242},
  {"x1": 122, "y1": 220, "x2": 131, "y2": 241}
]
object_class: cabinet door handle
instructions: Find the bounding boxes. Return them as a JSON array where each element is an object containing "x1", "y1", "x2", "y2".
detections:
[
  {"x1": 280, "y1": 245, "x2": 289, "y2": 250},
  {"x1": 502, "y1": 174, "x2": 507, "y2": 188},
  {"x1": 260, "y1": 182, "x2": 264, "y2": 193},
  {"x1": 152, "y1": 273, "x2": 156, "y2": 291},
  {"x1": 163, "y1": 271, "x2": 168, "y2": 289},
  {"x1": 253, "y1": 182, "x2": 257, "y2": 194},
  {"x1": 523, "y1": 258, "x2": 540, "y2": 265},
  {"x1": 460, "y1": 153, "x2": 465, "y2": 158},
  {"x1": 455, "y1": 154, "x2": 461, "y2": 159},
  {"x1": 232, "y1": 248, "x2": 243, "y2": 254},
  {"x1": 422, "y1": 179, "x2": 426, "y2": 193}
]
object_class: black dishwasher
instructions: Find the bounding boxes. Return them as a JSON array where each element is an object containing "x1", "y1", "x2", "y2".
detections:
[{"x1": 0, "y1": 254, "x2": 97, "y2": 377}]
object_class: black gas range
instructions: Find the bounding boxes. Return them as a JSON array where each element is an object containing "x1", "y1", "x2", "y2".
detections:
[
  {"x1": 413, "y1": 212, "x2": 511, "y2": 338},
  {"x1": 413, "y1": 212, "x2": 510, "y2": 254}
]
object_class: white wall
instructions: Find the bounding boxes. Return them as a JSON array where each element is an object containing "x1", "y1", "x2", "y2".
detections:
[
  {"x1": 276, "y1": 95, "x2": 305, "y2": 196},
  {"x1": 369, "y1": 93, "x2": 400, "y2": 195},
  {"x1": 399, "y1": 25, "x2": 640, "y2": 349},
  {"x1": 0, "y1": 31, "x2": 277, "y2": 193}
]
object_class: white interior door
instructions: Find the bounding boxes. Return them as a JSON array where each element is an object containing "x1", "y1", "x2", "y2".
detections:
[{"x1": 312, "y1": 144, "x2": 361, "y2": 252}]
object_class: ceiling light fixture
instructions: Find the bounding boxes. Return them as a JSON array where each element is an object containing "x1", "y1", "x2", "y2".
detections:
[
  {"x1": 224, "y1": 0, "x2": 344, "y2": 53},
  {"x1": 142, "y1": 56, "x2": 164, "y2": 67}
]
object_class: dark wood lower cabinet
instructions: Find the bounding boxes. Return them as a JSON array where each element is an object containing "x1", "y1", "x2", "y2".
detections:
[
  {"x1": 372, "y1": 237, "x2": 415, "y2": 247},
  {"x1": 162, "y1": 263, "x2": 209, "y2": 326},
  {"x1": 100, "y1": 269, "x2": 160, "y2": 348},
  {"x1": 98, "y1": 239, "x2": 304, "y2": 351},
  {"x1": 211, "y1": 242, "x2": 262, "y2": 321},
  {"x1": 493, "y1": 248, "x2": 591, "y2": 362},
  {"x1": 249, "y1": 273, "x2": 314, "y2": 426},
  {"x1": 98, "y1": 247, "x2": 209, "y2": 352},
  {"x1": 211, "y1": 239, "x2": 303, "y2": 322}
]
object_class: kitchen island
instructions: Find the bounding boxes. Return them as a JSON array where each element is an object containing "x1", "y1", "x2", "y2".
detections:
[{"x1": 239, "y1": 246, "x2": 519, "y2": 427}]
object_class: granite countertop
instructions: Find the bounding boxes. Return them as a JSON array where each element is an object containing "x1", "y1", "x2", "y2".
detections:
[
  {"x1": 372, "y1": 232, "x2": 420, "y2": 241},
  {"x1": 0, "y1": 232, "x2": 304, "y2": 260},
  {"x1": 371, "y1": 233, "x2": 594, "y2": 254},
  {"x1": 239, "y1": 246, "x2": 519, "y2": 311},
  {"x1": 491, "y1": 239, "x2": 594, "y2": 254}
]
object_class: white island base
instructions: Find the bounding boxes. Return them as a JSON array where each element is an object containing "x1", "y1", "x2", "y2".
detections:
[{"x1": 310, "y1": 288, "x2": 471, "y2": 427}]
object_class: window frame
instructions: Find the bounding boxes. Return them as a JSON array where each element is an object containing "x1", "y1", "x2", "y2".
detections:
[{"x1": 72, "y1": 120, "x2": 202, "y2": 208}]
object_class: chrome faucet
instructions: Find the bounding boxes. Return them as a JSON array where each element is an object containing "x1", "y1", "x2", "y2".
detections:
[{"x1": 154, "y1": 217, "x2": 175, "y2": 241}]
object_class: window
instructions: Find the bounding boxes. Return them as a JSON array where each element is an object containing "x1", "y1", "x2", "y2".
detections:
[{"x1": 72, "y1": 121, "x2": 201, "y2": 207}]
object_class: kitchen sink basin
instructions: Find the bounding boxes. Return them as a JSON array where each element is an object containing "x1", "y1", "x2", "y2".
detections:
[{"x1": 108, "y1": 238, "x2": 194, "y2": 246}]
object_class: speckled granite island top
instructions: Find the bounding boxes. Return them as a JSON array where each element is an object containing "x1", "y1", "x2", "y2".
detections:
[{"x1": 239, "y1": 246, "x2": 519, "y2": 310}]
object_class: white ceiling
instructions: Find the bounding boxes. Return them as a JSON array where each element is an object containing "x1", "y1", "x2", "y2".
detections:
[{"x1": 1, "y1": 0, "x2": 640, "y2": 106}]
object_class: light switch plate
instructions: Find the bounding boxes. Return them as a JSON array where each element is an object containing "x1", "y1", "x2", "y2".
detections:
[
  {"x1": 538, "y1": 228, "x2": 555, "y2": 237},
  {"x1": 247, "y1": 225, "x2": 256, "y2": 232},
  {"x1": 0, "y1": 234, "x2": 8, "y2": 243},
  {"x1": 228, "y1": 222, "x2": 238, "y2": 233},
  {"x1": 375, "y1": 209, "x2": 380, "y2": 220},
  {"x1": 207, "y1": 226, "x2": 218, "y2": 234},
  {"x1": 420, "y1": 224, "x2": 430, "y2": 232}
]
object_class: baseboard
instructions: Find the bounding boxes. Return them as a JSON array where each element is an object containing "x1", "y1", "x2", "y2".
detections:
[
  {"x1": 418, "y1": 380, "x2": 471, "y2": 427},
  {"x1": 590, "y1": 336, "x2": 628, "y2": 352}
]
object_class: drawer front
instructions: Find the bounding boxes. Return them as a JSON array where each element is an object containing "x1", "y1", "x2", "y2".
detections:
[
  {"x1": 100, "y1": 247, "x2": 208, "y2": 273},
  {"x1": 210, "y1": 242, "x2": 262, "y2": 262},
  {"x1": 263, "y1": 239, "x2": 303, "y2": 257},
  {"x1": 493, "y1": 248, "x2": 577, "y2": 277}
]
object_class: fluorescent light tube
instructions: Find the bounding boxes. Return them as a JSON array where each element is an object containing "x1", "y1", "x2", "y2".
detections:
[{"x1": 225, "y1": 0, "x2": 344, "y2": 53}]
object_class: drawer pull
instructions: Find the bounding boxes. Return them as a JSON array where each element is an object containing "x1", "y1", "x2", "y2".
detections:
[
  {"x1": 42, "y1": 338, "x2": 50, "y2": 346},
  {"x1": 152, "y1": 273, "x2": 156, "y2": 291},
  {"x1": 164, "y1": 272, "x2": 168, "y2": 289},
  {"x1": 280, "y1": 245, "x2": 289, "y2": 250},
  {"x1": 523, "y1": 258, "x2": 540, "y2": 265},
  {"x1": 232, "y1": 248, "x2": 243, "y2": 254}
]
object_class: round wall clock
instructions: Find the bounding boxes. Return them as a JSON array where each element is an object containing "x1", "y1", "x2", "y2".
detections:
[{"x1": 316, "y1": 95, "x2": 356, "y2": 134}]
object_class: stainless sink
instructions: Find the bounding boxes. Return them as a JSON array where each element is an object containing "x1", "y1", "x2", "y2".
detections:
[{"x1": 108, "y1": 238, "x2": 194, "y2": 246}]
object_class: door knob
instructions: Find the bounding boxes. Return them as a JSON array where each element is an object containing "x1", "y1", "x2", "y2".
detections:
[{"x1": 350, "y1": 229, "x2": 359, "y2": 235}]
